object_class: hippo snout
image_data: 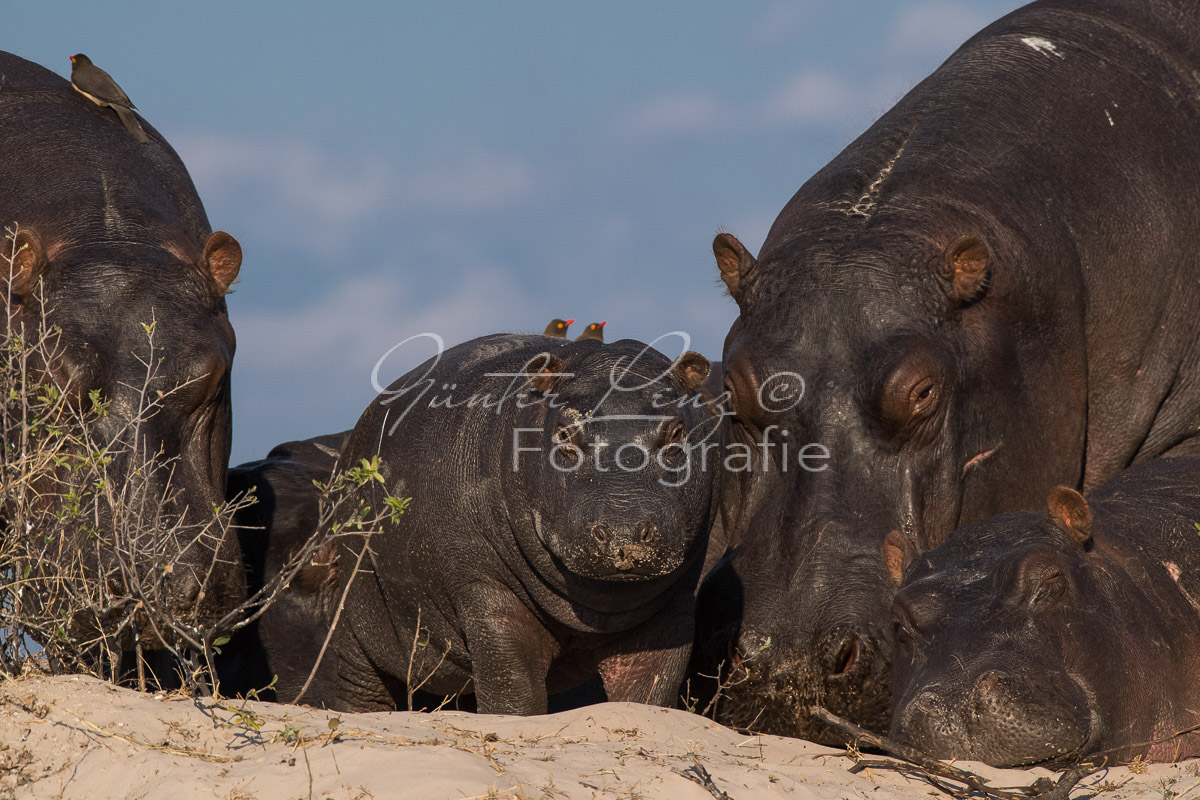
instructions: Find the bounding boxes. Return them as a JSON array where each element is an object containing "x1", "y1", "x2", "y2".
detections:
[
  {"x1": 588, "y1": 521, "x2": 672, "y2": 578},
  {"x1": 892, "y1": 668, "x2": 1092, "y2": 767},
  {"x1": 713, "y1": 621, "x2": 893, "y2": 744}
]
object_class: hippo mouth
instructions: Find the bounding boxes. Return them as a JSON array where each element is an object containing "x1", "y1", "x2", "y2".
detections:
[
  {"x1": 711, "y1": 628, "x2": 893, "y2": 744},
  {"x1": 530, "y1": 511, "x2": 679, "y2": 581}
]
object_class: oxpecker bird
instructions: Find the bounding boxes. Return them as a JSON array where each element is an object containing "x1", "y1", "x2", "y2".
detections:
[{"x1": 70, "y1": 54, "x2": 149, "y2": 143}]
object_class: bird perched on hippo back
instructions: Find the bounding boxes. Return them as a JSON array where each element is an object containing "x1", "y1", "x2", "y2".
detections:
[
  {"x1": 696, "y1": 0, "x2": 1200, "y2": 743},
  {"x1": 543, "y1": 318, "x2": 574, "y2": 337},
  {"x1": 69, "y1": 53, "x2": 148, "y2": 143},
  {"x1": 576, "y1": 321, "x2": 606, "y2": 341},
  {"x1": 891, "y1": 458, "x2": 1200, "y2": 767},
  {"x1": 324, "y1": 333, "x2": 717, "y2": 715}
]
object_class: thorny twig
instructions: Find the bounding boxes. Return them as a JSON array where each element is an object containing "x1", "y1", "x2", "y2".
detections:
[
  {"x1": 290, "y1": 534, "x2": 371, "y2": 705},
  {"x1": 675, "y1": 755, "x2": 734, "y2": 800},
  {"x1": 810, "y1": 706, "x2": 1105, "y2": 800}
]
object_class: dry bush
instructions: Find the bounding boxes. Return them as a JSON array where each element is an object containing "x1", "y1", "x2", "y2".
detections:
[{"x1": 0, "y1": 223, "x2": 408, "y2": 696}]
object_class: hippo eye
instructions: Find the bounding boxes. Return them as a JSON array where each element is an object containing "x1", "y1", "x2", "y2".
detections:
[
  {"x1": 721, "y1": 379, "x2": 739, "y2": 415},
  {"x1": 1010, "y1": 548, "x2": 1070, "y2": 609},
  {"x1": 553, "y1": 423, "x2": 583, "y2": 464},
  {"x1": 879, "y1": 355, "x2": 946, "y2": 435},
  {"x1": 911, "y1": 377, "x2": 936, "y2": 413},
  {"x1": 660, "y1": 419, "x2": 686, "y2": 448},
  {"x1": 1029, "y1": 566, "x2": 1066, "y2": 607},
  {"x1": 723, "y1": 377, "x2": 764, "y2": 434},
  {"x1": 892, "y1": 604, "x2": 919, "y2": 645}
]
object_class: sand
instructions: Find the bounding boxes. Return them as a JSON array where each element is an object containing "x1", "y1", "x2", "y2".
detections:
[{"x1": 0, "y1": 674, "x2": 1192, "y2": 799}]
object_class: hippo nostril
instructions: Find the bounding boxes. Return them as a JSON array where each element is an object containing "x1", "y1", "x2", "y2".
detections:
[
  {"x1": 639, "y1": 523, "x2": 656, "y2": 543},
  {"x1": 975, "y1": 670, "x2": 1000, "y2": 697},
  {"x1": 830, "y1": 635, "x2": 859, "y2": 677},
  {"x1": 592, "y1": 524, "x2": 608, "y2": 544}
]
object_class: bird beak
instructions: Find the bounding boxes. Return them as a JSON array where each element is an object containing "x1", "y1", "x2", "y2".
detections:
[
  {"x1": 599, "y1": 321, "x2": 607, "y2": 328},
  {"x1": 566, "y1": 319, "x2": 575, "y2": 325}
]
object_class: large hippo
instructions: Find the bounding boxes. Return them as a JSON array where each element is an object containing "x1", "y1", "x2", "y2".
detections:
[
  {"x1": 891, "y1": 458, "x2": 1200, "y2": 766},
  {"x1": 0, "y1": 51, "x2": 244, "y2": 629},
  {"x1": 328, "y1": 334, "x2": 715, "y2": 714},
  {"x1": 697, "y1": 0, "x2": 1200, "y2": 741}
]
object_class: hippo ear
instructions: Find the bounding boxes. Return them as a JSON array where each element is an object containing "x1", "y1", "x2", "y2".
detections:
[
  {"x1": 200, "y1": 231, "x2": 242, "y2": 295},
  {"x1": 714, "y1": 233, "x2": 758, "y2": 305},
  {"x1": 941, "y1": 234, "x2": 991, "y2": 306},
  {"x1": 881, "y1": 530, "x2": 915, "y2": 587},
  {"x1": 2, "y1": 228, "x2": 47, "y2": 299},
  {"x1": 524, "y1": 352, "x2": 567, "y2": 395},
  {"x1": 1047, "y1": 485, "x2": 1091, "y2": 546},
  {"x1": 671, "y1": 351, "x2": 711, "y2": 392},
  {"x1": 294, "y1": 539, "x2": 338, "y2": 597}
]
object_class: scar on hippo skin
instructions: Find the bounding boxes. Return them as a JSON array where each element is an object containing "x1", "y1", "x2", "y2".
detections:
[
  {"x1": 940, "y1": 234, "x2": 991, "y2": 307},
  {"x1": 713, "y1": 233, "x2": 758, "y2": 305},
  {"x1": 962, "y1": 445, "x2": 1000, "y2": 474},
  {"x1": 1163, "y1": 561, "x2": 1200, "y2": 614},
  {"x1": 2, "y1": 228, "x2": 46, "y2": 299},
  {"x1": 847, "y1": 134, "x2": 911, "y2": 219},
  {"x1": 1046, "y1": 485, "x2": 1092, "y2": 546},
  {"x1": 670, "y1": 351, "x2": 711, "y2": 392},
  {"x1": 200, "y1": 231, "x2": 242, "y2": 295}
]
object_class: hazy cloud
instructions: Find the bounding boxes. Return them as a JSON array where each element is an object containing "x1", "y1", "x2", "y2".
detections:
[
  {"x1": 173, "y1": 133, "x2": 538, "y2": 257},
  {"x1": 761, "y1": 70, "x2": 855, "y2": 125},
  {"x1": 176, "y1": 135, "x2": 392, "y2": 225},
  {"x1": 888, "y1": 1, "x2": 996, "y2": 57},
  {"x1": 615, "y1": 91, "x2": 727, "y2": 140},
  {"x1": 404, "y1": 147, "x2": 537, "y2": 212},
  {"x1": 613, "y1": 70, "x2": 859, "y2": 144},
  {"x1": 744, "y1": 1, "x2": 831, "y2": 48},
  {"x1": 234, "y1": 267, "x2": 534, "y2": 380}
]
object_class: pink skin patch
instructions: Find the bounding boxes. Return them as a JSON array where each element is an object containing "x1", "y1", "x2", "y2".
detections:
[{"x1": 1164, "y1": 561, "x2": 1200, "y2": 614}]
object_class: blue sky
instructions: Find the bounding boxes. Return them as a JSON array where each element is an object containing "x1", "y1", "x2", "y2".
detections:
[{"x1": 10, "y1": 1, "x2": 1026, "y2": 463}]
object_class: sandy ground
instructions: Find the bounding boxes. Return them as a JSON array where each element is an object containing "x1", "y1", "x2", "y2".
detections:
[{"x1": 0, "y1": 675, "x2": 1194, "y2": 800}]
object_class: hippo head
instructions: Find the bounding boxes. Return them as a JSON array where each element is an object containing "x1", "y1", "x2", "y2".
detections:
[
  {"x1": 506, "y1": 341, "x2": 716, "y2": 589},
  {"x1": 698, "y1": 218, "x2": 1087, "y2": 740},
  {"x1": 889, "y1": 487, "x2": 1161, "y2": 766},
  {"x1": 5, "y1": 227, "x2": 244, "y2": 628}
]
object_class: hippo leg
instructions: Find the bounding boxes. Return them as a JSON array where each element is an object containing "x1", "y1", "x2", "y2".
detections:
[
  {"x1": 460, "y1": 586, "x2": 560, "y2": 715},
  {"x1": 596, "y1": 595, "x2": 694, "y2": 706},
  {"x1": 332, "y1": 636, "x2": 405, "y2": 712}
]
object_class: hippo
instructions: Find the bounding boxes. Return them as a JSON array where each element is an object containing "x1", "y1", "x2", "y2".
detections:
[
  {"x1": 323, "y1": 333, "x2": 715, "y2": 714},
  {"x1": 215, "y1": 432, "x2": 349, "y2": 701},
  {"x1": 891, "y1": 457, "x2": 1200, "y2": 766},
  {"x1": 697, "y1": 0, "x2": 1200, "y2": 741},
  {"x1": 0, "y1": 51, "x2": 244, "y2": 632}
]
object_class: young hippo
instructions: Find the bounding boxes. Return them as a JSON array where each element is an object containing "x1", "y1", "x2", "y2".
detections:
[
  {"x1": 890, "y1": 457, "x2": 1200, "y2": 766},
  {"x1": 217, "y1": 432, "x2": 349, "y2": 701},
  {"x1": 329, "y1": 334, "x2": 717, "y2": 714}
]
